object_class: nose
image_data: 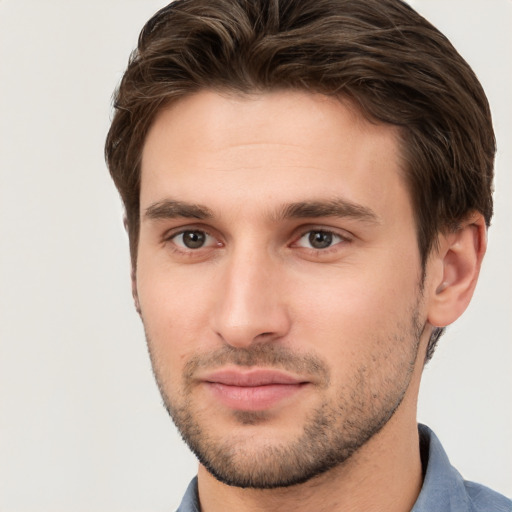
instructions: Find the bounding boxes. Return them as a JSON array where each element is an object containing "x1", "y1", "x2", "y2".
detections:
[{"x1": 211, "y1": 246, "x2": 291, "y2": 348}]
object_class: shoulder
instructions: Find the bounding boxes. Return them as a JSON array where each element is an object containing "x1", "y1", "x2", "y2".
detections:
[
  {"x1": 413, "y1": 425, "x2": 511, "y2": 512},
  {"x1": 463, "y1": 480, "x2": 512, "y2": 512}
]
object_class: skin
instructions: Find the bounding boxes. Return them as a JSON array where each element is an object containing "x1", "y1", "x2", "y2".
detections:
[{"x1": 134, "y1": 90, "x2": 486, "y2": 512}]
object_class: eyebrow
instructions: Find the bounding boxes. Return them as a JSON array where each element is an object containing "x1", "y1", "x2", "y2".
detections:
[
  {"x1": 143, "y1": 197, "x2": 380, "y2": 224},
  {"x1": 144, "y1": 199, "x2": 213, "y2": 220},
  {"x1": 275, "y1": 199, "x2": 380, "y2": 224}
]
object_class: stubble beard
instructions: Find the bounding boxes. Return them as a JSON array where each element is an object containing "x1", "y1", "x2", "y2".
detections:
[{"x1": 144, "y1": 307, "x2": 424, "y2": 489}]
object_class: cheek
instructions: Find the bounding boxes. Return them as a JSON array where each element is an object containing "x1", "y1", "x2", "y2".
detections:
[
  {"x1": 289, "y1": 267, "x2": 422, "y2": 406},
  {"x1": 136, "y1": 263, "x2": 214, "y2": 369},
  {"x1": 289, "y1": 253, "x2": 421, "y2": 355}
]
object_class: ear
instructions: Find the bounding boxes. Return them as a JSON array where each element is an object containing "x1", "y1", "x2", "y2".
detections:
[{"x1": 427, "y1": 213, "x2": 487, "y2": 328}]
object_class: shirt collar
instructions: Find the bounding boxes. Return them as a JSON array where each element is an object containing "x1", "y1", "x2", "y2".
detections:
[
  {"x1": 412, "y1": 424, "x2": 474, "y2": 512},
  {"x1": 176, "y1": 476, "x2": 200, "y2": 512}
]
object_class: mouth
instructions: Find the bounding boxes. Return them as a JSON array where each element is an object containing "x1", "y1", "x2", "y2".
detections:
[{"x1": 200, "y1": 368, "x2": 310, "y2": 411}]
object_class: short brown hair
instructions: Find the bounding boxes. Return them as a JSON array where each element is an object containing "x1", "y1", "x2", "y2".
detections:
[{"x1": 105, "y1": 0, "x2": 495, "y2": 359}]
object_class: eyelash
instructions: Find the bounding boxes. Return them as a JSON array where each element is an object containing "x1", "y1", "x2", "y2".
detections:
[
  {"x1": 162, "y1": 226, "x2": 352, "y2": 257},
  {"x1": 293, "y1": 228, "x2": 350, "y2": 252},
  {"x1": 163, "y1": 227, "x2": 220, "y2": 254}
]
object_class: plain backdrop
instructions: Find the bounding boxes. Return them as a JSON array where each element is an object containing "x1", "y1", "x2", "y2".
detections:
[{"x1": 0, "y1": 1, "x2": 510, "y2": 511}]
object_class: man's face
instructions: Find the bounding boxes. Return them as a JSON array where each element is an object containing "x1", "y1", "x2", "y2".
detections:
[{"x1": 136, "y1": 90, "x2": 430, "y2": 488}]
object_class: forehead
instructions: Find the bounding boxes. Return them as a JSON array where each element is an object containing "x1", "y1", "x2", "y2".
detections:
[{"x1": 140, "y1": 89, "x2": 408, "y2": 219}]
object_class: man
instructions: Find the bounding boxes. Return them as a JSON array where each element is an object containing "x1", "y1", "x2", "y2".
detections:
[{"x1": 105, "y1": 0, "x2": 511, "y2": 510}]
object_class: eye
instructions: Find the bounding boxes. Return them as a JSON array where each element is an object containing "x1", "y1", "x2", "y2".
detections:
[
  {"x1": 295, "y1": 230, "x2": 345, "y2": 250},
  {"x1": 171, "y1": 230, "x2": 215, "y2": 250}
]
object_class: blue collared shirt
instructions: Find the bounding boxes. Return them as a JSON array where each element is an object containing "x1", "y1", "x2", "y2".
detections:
[{"x1": 176, "y1": 424, "x2": 511, "y2": 511}]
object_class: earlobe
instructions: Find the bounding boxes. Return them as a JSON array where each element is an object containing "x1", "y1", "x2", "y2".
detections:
[{"x1": 427, "y1": 213, "x2": 487, "y2": 328}]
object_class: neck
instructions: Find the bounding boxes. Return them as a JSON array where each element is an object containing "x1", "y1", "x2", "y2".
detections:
[{"x1": 196, "y1": 406, "x2": 423, "y2": 512}]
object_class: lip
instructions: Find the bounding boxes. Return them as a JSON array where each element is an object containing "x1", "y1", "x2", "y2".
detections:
[{"x1": 200, "y1": 369, "x2": 309, "y2": 411}]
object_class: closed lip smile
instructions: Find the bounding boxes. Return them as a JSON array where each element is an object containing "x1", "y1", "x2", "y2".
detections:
[{"x1": 198, "y1": 368, "x2": 310, "y2": 411}]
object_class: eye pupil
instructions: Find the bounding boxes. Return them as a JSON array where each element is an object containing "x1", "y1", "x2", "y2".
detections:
[
  {"x1": 183, "y1": 231, "x2": 206, "y2": 249},
  {"x1": 308, "y1": 231, "x2": 333, "y2": 249}
]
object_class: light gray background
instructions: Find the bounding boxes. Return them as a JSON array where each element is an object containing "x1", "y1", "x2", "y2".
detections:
[{"x1": 0, "y1": 1, "x2": 510, "y2": 510}]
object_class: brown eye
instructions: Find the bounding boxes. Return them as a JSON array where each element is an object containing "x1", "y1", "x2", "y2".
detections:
[
  {"x1": 295, "y1": 229, "x2": 344, "y2": 250},
  {"x1": 308, "y1": 231, "x2": 334, "y2": 249},
  {"x1": 173, "y1": 230, "x2": 209, "y2": 249}
]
